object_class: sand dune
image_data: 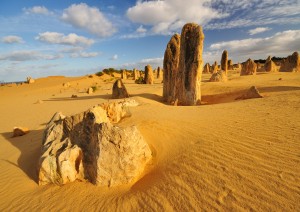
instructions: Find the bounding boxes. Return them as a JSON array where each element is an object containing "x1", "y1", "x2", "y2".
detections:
[{"x1": 0, "y1": 72, "x2": 299, "y2": 211}]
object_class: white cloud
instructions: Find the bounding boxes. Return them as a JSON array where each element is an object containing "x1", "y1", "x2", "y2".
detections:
[
  {"x1": 110, "y1": 54, "x2": 118, "y2": 60},
  {"x1": 136, "y1": 25, "x2": 147, "y2": 33},
  {"x1": 2, "y1": 35, "x2": 24, "y2": 44},
  {"x1": 0, "y1": 50, "x2": 63, "y2": 61},
  {"x1": 248, "y1": 27, "x2": 271, "y2": 35},
  {"x1": 207, "y1": 30, "x2": 300, "y2": 62},
  {"x1": 23, "y1": 6, "x2": 51, "y2": 15},
  {"x1": 36, "y1": 32, "x2": 94, "y2": 46},
  {"x1": 127, "y1": 0, "x2": 225, "y2": 34},
  {"x1": 70, "y1": 52, "x2": 99, "y2": 58},
  {"x1": 122, "y1": 57, "x2": 163, "y2": 69},
  {"x1": 61, "y1": 3, "x2": 116, "y2": 37}
]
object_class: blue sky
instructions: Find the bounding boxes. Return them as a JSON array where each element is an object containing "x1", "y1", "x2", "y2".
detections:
[{"x1": 0, "y1": 0, "x2": 299, "y2": 82}]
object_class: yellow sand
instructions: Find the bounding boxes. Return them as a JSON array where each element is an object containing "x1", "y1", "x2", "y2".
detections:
[{"x1": 0, "y1": 72, "x2": 299, "y2": 211}]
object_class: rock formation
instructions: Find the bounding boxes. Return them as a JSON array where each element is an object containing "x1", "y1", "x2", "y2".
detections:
[
  {"x1": 228, "y1": 60, "x2": 233, "y2": 70},
  {"x1": 236, "y1": 86, "x2": 263, "y2": 100},
  {"x1": 133, "y1": 69, "x2": 139, "y2": 80},
  {"x1": 203, "y1": 63, "x2": 210, "y2": 74},
  {"x1": 221, "y1": 50, "x2": 228, "y2": 74},
  {"x1": 13, "y1": 127, "x2": 29, "y2": 137},
  {"x1": 27, "y1": 77, "x2": 35, "y2": 84},
  {"x1": 279, "y1": 52, "x2": 300, "y2": 72},
  {"x1": 211, "y1": 61, "x2": 218, "y2": 73},
  {"x1": 157, "y1": 67, "x2": 163, "y2": 79},
  {"x1": 112, "y1": 79, "x2": 129, "y2": 99},
  {"x1": 264, "y1": 56, "x2": 277, "y2": 72},
  {"x1": 177, "y1": 23, "x2": 204, "y2": 105},
  {"x1": 38, "y1": 100, "x2": 151, "y2": 187},
  {"x1": 240, "y1": 58, "x2": 257, "y2": 76},
  {"x1": 209, "y1": 71, "x2": 227, "y2": 82},
  {"x1": 87, "y1": 87, "x2": 93, "y2": 94},
  {"x1": 144, "y1": 64, "x2": 154, "y2": 84},
  {"x1": 163, "y1": 33, "x2": 181, "y2": 103},
  {"x1": 121, "y1": 70, "x2": 127, "y2": 80}
]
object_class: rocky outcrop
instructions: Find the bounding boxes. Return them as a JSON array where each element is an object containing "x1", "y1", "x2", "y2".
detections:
[
  {"x1": 209, "y1": 71, "x2": 227, "y2": 82},
  {"x1": 279, "y1": 52, "x2": 300, "y2": 72},
  {"x1": 240, "y1": 59, "x2": 257, "y2": 76},
  {"x1": 144, "y1": 65, "x2": 154, "y2": 84},
  {"x1": 157, "y1": 67, "x2": 163, "y2": 79},
  {"x1": 38, "y1": 100, "x2": 151, "y2": 187},
  {"x1": 121, "y1": 70, "x2": 127, "y2": 80},
  {"x1": 236, "y1": 86, "x2": 263, "y2": 100},
  {"x1": 228, "y1": 60, "x2": 233, "y2": 70},
  {"x1": 27, "y1": 77, "x2": 35, "y2": 84},
  {"x1": 13, "y1": 127, "x2": 29, "y2": 137},
  {"x1": 163, "y1": 33, "x2": 181, "y2": 103},
  {"x1": 212, "y1": 61, "x2": 218, "y2": 73},
  {"x1": 133, "y1": 69, "x2": 139, "y2": 80},
  {"x1": 264, "y1": 56, "x2": 277, "y2": 72},
  {"x1": 87, "y1": 87, "x2": 93, "y2": 94},
  {"x1": 203, "y1": 63, "x2": 210, "y2": 74},
  {"x1": 221, "y1": 50, "x2": 228, "y2": 74},
  {"x1": 112, "y1": 79, "x2": 129, "y2": 99},
  {"x1": 177, "y1": 23, "x2": 204, "y2": 105}
]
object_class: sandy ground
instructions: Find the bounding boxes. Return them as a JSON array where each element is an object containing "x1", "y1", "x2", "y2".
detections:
[{"x1": 0, "y1": 71, "x2": 299, "y2": 211}]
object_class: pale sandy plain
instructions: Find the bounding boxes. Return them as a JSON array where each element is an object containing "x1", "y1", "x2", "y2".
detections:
[{"x1": 0, "y1": 71, "x2": 299, "y2": 211}]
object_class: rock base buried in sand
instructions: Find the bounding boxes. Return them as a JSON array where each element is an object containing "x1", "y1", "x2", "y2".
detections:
[
  {"x1": 38, "y1": 100, "x2": 151, "y2": 187},
  {"x1": 112, "y1": 79, "x2": 129, "y2": 99},
  {"x1": 209, "y1": 71, "x2": 228, "y2": 82},
  {"x1": 235, "y1": 86, "x2": 263, "y2": 100},
  {"x1": 13, "y1": 127, "x2": 30, "y2": 137}
]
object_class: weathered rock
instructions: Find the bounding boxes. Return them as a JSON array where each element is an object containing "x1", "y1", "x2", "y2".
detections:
[
  {"x1": 13, "y1": 127, "x2": 30, "y2": 137},
  {"x1": 203, "y1": 63, "x2": 210, "y2": 74},
  {"x1": 121, "y1": 70, "x2": 127, "y2": 80},
  {"x1": 71, "y1": 94, "x2": 78, "y2": 98},
  {"x1": 240, "y1": 58, "x2": 257, "y2": 76},
  {"x1": 157, "y1": 67, "x2": 163, "y2": 79},
  {"x1": 279, "y1": 52, "x2": 300, "y2": 72},
  {"x1": 228, "y1": 59, "x2": 233, "y2": 70},
  {"x1": 264, "y1": 56, "x2": 277, "y2": 72},
  {"x1": 236, "y1": 86, "x2": 263, "y2": 100},
  {"x1": 177, "y1": 23, "x2": 204, "y2": 105},
  {"x1": 209, "y1": 71, "x2": 227, "y2": 82},
  {"x1": 211, "y1": 61, "x2": 218, "y2": 73},
  {"x1": 26, "y1": 77, "x2": 35, "y2": 84},
  {"x1": 87, "y1": 87, "x2": 93, "y2": 94},
  {"x1": 35, "y1": 99, "x2": 44, "y2": 104},
  {"x1": 133, "y1": 68, "x2": 139, "y2": 80},
  {"x1": 112, "y1": 79, "x2": 129, "y2": 99},
  {"x1": 63, "y1": 82, "x2": 71, "y2": 88},
  {"x1": 144, "y1": 64, "x2": 154, "y2": 84},
  {"x1": 221, "y1": 50, "x2": 228, "y2": 74},
  {"x1": 163, "y1": 33, "x2": 181, "y2": 103},
  {"x1": 38, "y1": 101, "x2": 151, "y2": 187}
]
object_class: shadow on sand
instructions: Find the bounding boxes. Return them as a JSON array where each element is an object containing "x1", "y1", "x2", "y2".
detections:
[{"x1": 1, "y1": 129, "x2": 43, "y2": 184}]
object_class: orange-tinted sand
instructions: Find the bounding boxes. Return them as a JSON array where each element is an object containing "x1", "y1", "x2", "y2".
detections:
[{"x1": 0, "y1": 72, "x2": 299, "y2": 211}]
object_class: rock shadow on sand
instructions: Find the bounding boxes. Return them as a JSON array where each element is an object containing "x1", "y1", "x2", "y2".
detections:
[
  {"x1": 1, "y1": 130, "x2": 43, "y2": 183},
  {"x1": 44, "y1": 94, "x2": 112, "y2": 102}
]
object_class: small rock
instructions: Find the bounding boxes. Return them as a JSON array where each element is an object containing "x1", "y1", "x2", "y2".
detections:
[
  {"x1": 63, "y1": 82, "x2": 71, "y2": 88},
  {"x1": 209, "y1": 71, "x2": 228, "y2": 82},
  {"x1": 278, "y1": 78, "x2": 282, "y2": 80},
  {"x1": 236, "y1": 86, "x2": 263, "y2": 100},
  {"x1": 27, "y1": 77, "x2": 35, "y2": 84},
  {"x1": 13, "y1": 127, "x2": 30, "y2": 137},
  {"x1": 71, "y1": 94, "x2": 78, "y2": 98},
  {"x1": 35, "y1": 100, "x2": 44, "y2": 104},
  {"x1": 87, "y1": 87, "x2": 93, "y2": 94}
]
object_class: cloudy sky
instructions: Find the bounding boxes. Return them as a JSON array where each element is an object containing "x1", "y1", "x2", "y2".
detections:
[{"x1": 0, "y1": 0, "x2": 299, "y2": 82}]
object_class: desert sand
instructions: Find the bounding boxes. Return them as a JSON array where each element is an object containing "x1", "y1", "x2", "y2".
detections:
[{"x1": 0, "y1": 71, "x2": 299, "y2": 211}]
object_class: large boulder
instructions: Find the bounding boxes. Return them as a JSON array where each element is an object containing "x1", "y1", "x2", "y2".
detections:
[
  {"x1": 240, "y1": 58, "x2": 257, "y2": 76},
  {"x1": 177, "y1": 23, "x2": 204, "y2": 105},
  {"x1": 279, "y1": 52, "x2": 300, "y2": 72},
  {"x1": 209, "y1": 71, "x2": 227, "y2": 82},
  {"x1": 264, "y1": 56, "x2": 277, "y2": 72},
  {"x1": 221, "y1": 50, "x2": 228, "y2": 74},
  {"x1": 144, "y1": 65, "x2": 154, "y2": 84},
  {"x1": 112, "y1": 79, "x2": 129, "y2": 99},
  {"x1": 163, "y1": 33, "x2": 181, "y2": 103},
  {"x1": 38, "y1": 101, "x2": 151, "y2": 187}
]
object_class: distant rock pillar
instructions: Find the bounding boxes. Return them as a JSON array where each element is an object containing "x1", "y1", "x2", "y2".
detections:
[
  {"x1": 144, "y1": 64, "x2": 154, "y2": 84},
  {"x1": 121, "y1": 70, "x2": 127, "y2": 80},
  {"x1": 221, "y1": 50, "x2": 228, "y2": 74}
]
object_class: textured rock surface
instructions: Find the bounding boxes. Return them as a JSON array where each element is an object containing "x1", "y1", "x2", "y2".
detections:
[
  {"x1": 38, "y1": 101, "x2": 151, "y2": 187},
  {"x1": 87, "y1": 87, "x2": 93, "y2": 94},
  {"x1": 13, "y1": 127, "x2": 30, "y2": 137},
  {"x1": 279, "y1": 52, "x2": 300, "y2": 72},
  {"x1": 121, "y1": 70, "x2": 127, "y2": 80},
  {"x1": 221, "y1": 50, "x2": 228, "y2": 74},
  {"x1": 112, "y1": 79, "x2": 129, "y2": 99},
  {"x1": 228, "y1": 60, "x2": 233, "y2": 70},
  {"x1": 133, "y1": 69, "x2": 139, "y2": 80},
  {"x1": 144, "y1": 65, "x2": 154, "y2": 84},
  {"x1": 27, "y1": 77, "x2": 35, "y2": 84},
  {"x1": 236, "y1": 86, "x2": 263, "y2": 100},
  {"x1": 209, "y1": 71, "x2": 228, "y2": 82},
  {"x1": 157, "y1": 67, "x2": 163, "y2": 79},
  {"x1": 163, "y1": 33, "x2": 181, "y2": 103},
  {"x1": 241, "y1": 59, "x2": 257, "y2": 76},
  {"x1": 264, "y1": 56, "x2": 277, "y2": 72},
  {"x1": 212, "y1": 61, "x2": 218, "y2": 73},
  {"x1": 177, "y1": 23, "x2": 204, "y2": 106},
  {"x1": 203, "y1": 63, "x2": 210, "y2": 74}
]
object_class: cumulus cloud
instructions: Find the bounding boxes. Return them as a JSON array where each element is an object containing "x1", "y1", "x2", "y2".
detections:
[
  {"x1": 2, "y1": 35, "x2": 24, "y2": 44},
  {"x1": 122, "y1": 57, "x2": 163, "y2": 69},
  {"x1": 208, "y1": 30, "x2": 300, "y2": 62},
  {"x1": 136, "y1": 25, "x2": 147, "y2": 33},
  {"x1": 70, "y1": 52, "x2": 99, "y2": 58},
  {"x1": 61, "y1": 3, "x2": 116, "y2": 37},
  {"x1": 110, "y1": 54, "x2": 118, "y2": 60},
  {"x1": 0, "y1": 50, "x2": 63, "y2": 61},
  {"x1": 248, "y1": 27, "x2": 271, "y2": 35},
  {"x1": 23, "y1": 6, "x2": 51, "y2": 15},
  {"x1": 36, "y1": 32, "x2": 94, "y2": 46},
  {"x1": 127, "y1": 0, "x2": 225, "y2": 34}
]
